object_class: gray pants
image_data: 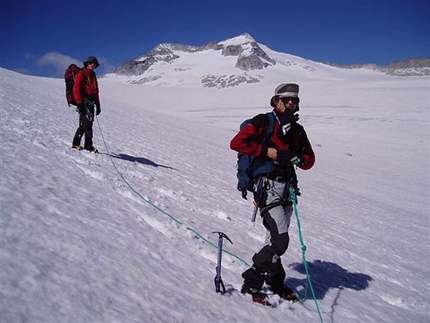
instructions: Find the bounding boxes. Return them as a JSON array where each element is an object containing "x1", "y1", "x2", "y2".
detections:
[
  {"x1": 264, "y1": 180, "x2": 292, "y2": 233},
  {"x1": 242, "y1": 179, "x2": 293, "y2": 291},
  {"x1": 258, "y1": 179, "x2": 292, "y2": 263}
]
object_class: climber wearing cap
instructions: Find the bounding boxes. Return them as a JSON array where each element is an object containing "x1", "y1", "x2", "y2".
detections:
[
  {"x1": 72, "y1": 56, "x2": 101, "y2": 153},
  {"x1": 230, "y1": 83, "x2": 315, "y2": 304}
]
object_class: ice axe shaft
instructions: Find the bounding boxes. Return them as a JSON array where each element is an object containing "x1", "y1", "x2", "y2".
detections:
[{"x1": 212, "y1": 231, "x2": 233, "y2": 294}]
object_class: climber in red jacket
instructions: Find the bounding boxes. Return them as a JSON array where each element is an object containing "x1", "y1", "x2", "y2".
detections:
[
  {"x1": 230, "y1": 83, "x2": 315, "y2": 304},
  {"x1": 72, "y1": 56, "x2": 101, "y2": 153}
]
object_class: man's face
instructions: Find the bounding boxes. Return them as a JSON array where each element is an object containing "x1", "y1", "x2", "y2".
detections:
[
  {"x1": 275, "y1": 96, "x2": 299, "y2": 113},
  {"x1": 87, "y1": 62, "x2": 97, "y2": 71}
]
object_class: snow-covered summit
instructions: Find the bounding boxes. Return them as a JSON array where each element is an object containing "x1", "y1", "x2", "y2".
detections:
[
  {"x1": 218, "y1": 32, "x2": 256, "y2": 46},
  {"x1": 107, "y1": 33, "x2": 323, "y2": 88},
  {"x1": 106, "y1": 33, "x2": 429, "y2": 88}
]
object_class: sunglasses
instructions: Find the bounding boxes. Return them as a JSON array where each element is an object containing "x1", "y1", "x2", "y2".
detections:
[{"x1": 280, "y1": 97, "x2": 300, "y2": 104}]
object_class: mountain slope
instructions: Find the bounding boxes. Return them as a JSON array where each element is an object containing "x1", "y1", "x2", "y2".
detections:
[{"x1": 1, "y1": 67, "x2": 429, "y2": 323}]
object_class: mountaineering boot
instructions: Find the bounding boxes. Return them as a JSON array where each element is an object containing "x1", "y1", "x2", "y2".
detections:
[
  {"x1": 241, "y1": 266, "x2": 270, "y2": 304},
  {"x1": 251, "y1": 291, "x2": 271, "y2": 305},
  {"x1": 273, "y1": 285, "x2": 299, "y2": 302},
  {"x1": 240, "y1": 283, "x2": 271, "y2": 306},
  {"x1": 72, "y1": 144, "x2": 82, "y2": 151},
  {"x1": 84, "y1": 146, "x2": 98, "y2": 153}
]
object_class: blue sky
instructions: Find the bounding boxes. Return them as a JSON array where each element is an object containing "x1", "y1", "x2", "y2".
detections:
[{"x1": 1, "y1": 0, "x2": 428, "y2": 77}]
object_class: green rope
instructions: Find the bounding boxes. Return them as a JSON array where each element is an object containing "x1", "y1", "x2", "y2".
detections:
[
  {"x1": 289, "y1": 186, "x2": 325, "y2": 323},
  {"x1": 94, "y1": 115, "x2": 251, "y2": 267}
]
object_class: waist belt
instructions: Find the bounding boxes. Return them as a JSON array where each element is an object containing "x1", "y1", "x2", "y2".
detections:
[{"x1": 265, "y1": 174, "x2": 287, "y2": 183}]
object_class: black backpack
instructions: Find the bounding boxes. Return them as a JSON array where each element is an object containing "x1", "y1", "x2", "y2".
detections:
[{"x1": 64, "y1": 64, "x2": 82, "y2": 106}]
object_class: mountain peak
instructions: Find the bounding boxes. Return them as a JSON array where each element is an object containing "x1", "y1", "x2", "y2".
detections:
[
  {"x1": 218, "y1": 33, "x2": 256, "y2": 46},
  {"x1": 111, "y1": 32, "x2": 276, "y2": 85}
]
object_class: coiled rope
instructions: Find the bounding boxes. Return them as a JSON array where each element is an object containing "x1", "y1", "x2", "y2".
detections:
[{"x1": 94, "y1": 115, "x2": 323, "y2": 322}]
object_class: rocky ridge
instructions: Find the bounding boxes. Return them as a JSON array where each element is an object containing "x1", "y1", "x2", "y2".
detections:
[{"x1": 325, "y1": 58, "x2": 429, "y2": 77}]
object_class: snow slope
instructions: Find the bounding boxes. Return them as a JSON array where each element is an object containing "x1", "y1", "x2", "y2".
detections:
[{"x1": 1, "y1": 67, "x2": 429, "y2": 323}]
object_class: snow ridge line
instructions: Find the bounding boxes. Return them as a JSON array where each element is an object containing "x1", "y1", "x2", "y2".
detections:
[{"x1": 93, "y1": 115, "x2": 251, "y2": 267}]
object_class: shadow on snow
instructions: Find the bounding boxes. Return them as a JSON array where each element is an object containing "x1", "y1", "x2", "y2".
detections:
[
  {"x1": 286, "y1": 259, "x2": 373, "y2": 300},
  {"x1": 107, "y1": 153, "x2": 178, "y2": 170}
]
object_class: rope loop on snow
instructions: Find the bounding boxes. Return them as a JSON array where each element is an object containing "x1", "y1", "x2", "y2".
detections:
[{"x1": 94, "y1": 116, "x2": 251, "y2": 267}]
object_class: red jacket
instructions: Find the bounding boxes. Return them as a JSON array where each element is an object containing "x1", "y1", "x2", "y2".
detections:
[
  {"x1": 230, "y1": 112, "x2": 315, "y2": 171},
  {"x1": 73, "y1": 67, "x2": 100, "y2": 108}
]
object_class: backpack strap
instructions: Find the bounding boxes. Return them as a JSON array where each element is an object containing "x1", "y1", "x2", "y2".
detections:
[
  {"x1": 249, "y1": 112, "x2": 278, "y2": 179},
  {"x1": 264, "y1": 111, "x2": 276, "y2": 140}
]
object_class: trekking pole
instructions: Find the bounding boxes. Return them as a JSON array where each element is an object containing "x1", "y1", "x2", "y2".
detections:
[{"x1": 212, "y1": 231, "x2": 233, "y2": 294}]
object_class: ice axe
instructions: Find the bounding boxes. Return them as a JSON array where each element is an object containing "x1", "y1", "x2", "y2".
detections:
[{"x1": 212, "y1": 231, "x2": 233, "y2": 294}]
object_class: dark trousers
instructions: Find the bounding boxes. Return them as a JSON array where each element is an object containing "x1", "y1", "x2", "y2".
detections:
[
  {"x1": 242, "y1": 233, "x2": 290, "y2": 293},
  {"x1": 72, "y1": 113, "x2": 93, "y2": 148}
]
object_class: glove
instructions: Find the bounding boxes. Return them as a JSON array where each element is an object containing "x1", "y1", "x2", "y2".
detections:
[
  {"x1": 96, "y1": 105, "x2": 101, "y2": 115},
  {"x1": 77, "y1": 104, "x2": 86, "y2": 115},
  {"x1": 278, "y1": 112, "x2": 299, "y2": 136},
  {"x1": 277, "y1": 150, "x2": 304, "y2": 166}
]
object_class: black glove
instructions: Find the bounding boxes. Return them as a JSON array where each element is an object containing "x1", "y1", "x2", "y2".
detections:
[
  {"x1": 253, "y1": 178, "x2": 267, "y2": 207},
  {"x1": 77, "y1": 104, "x2": 86, "y2": 115},
  {"x1": 277, "y1": 150, "x2": 304, "y2": 166},
  {"x1": 96, "y1": 105, "x2": 101, "y2": 115},
  {"x1": 278, "y1": 112, "x2": 299, "y2": 136}
]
